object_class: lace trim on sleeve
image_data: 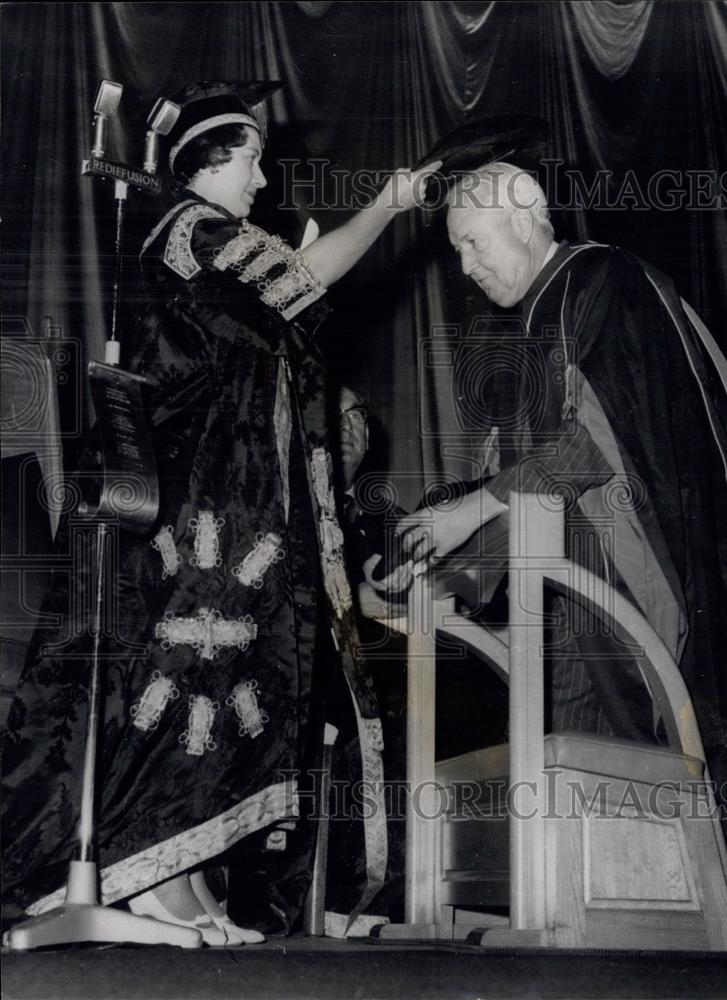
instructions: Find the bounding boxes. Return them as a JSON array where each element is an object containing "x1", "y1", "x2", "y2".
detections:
[{"x1": 212, "y1": 221, "x2": 326, "y2": 320}]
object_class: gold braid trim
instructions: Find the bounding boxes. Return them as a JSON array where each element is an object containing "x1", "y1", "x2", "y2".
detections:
[{"x1": 213, "y1": 221, "x2": 326, "y2": 319}]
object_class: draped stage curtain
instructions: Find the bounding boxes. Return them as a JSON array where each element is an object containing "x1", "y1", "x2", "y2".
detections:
[{"x1": 3, "y1": 1, "x2": 726, "y2": 508}]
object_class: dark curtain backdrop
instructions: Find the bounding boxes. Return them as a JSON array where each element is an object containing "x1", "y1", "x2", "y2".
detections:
[{"x1": 3, "y1": 1, "x2": 726, "y2": 507}]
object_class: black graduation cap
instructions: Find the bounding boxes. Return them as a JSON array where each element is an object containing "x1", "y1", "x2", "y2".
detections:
[
  {"x1": 416, "y1": 114, "x2": 551, "y2": 206},
  {"x1": 167, "y1": 80, "x2": 281, "y2": 174}
]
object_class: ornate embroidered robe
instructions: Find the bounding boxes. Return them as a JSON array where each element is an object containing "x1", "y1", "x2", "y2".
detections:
[{"x1": 2, "y1": 191, "x2": 386, "y2": 919}]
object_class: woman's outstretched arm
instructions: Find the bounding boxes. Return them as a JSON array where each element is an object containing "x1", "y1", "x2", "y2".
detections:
[{"x1": 302, "y1": 162, "x2": 441, "y2": 287}]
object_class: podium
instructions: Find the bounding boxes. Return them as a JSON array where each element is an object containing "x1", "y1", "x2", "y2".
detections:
[{"x1": 375, "y1": 492, "x2": 727, "y2": 950}]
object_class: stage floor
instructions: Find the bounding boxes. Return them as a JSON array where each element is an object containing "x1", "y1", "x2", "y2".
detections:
[{"x1": 3, "y1": 937, "x2": 726, "y2": 1000}]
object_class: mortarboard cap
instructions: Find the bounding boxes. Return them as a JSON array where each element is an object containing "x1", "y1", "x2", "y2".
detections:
[
  {"x1": 167, "y1": 81, "x2": 281, "y2": 174},
  {"x1": 416, "y1": 114, "x2": 551, "y2": 205}
]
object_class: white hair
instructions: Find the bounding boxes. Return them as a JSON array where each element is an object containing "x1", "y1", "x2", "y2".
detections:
[{"x1": 447, "y1": 161, "x2": 554, "y2": 240}]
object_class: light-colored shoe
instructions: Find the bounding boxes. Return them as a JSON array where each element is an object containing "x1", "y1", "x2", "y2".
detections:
[
  {"x1": 128, "y1": 889, "x2": 239, "y2": 947},
  {"x1": 208, "y1": 913, "x2": 266, "y2": 945},
  {"x1": 188, "y1": 870, "x2": 266, "y2": 945}
]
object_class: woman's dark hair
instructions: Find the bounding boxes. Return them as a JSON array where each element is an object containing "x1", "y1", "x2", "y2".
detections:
[{"x1": 173, "y1": 123, "x2": 251, "y2": 183}]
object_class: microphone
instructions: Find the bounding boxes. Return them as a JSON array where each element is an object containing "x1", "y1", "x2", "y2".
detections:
[
  {"x1": 143, "y1": 98, "x2": 181, "y2": 175},
  {"x1": 83, "y1": 85, "x2": 164, "y2": 194},
  {"x1": 91, "y1": 80, "x2": 123, "y2": 159}
]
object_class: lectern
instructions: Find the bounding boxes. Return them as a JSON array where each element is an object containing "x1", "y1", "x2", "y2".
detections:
[{"x1": 375, "y1": 492, "x2": 727, "y2": 950}]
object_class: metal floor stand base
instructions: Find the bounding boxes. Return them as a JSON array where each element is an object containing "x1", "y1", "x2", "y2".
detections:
[{"x1": 3, "y1": 861, "x2": 203, "y2": 951}]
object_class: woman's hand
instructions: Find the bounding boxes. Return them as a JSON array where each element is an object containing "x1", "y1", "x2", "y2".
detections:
[
  {"x1": 381, "y1": 161, "x2": 443, "y2": 214},
  {"x1": 362, "y1": 553, "x2": 413, "y2": 596},
  {"x1": 358, "y1": 581, "x2": 405, "y2": 621},
  {"x1": 357, "y1": 555, "x2": 412, "y2": 621},
  {"x1": 303, "y1": 160, "x2": 442, "y2": 288}
]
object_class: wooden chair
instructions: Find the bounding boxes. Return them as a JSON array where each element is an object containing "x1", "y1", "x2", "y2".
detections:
[{"x1": 376, "y1": 492, "x2": 727, "y2": 950}]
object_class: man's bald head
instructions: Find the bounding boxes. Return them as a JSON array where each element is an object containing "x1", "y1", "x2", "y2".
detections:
[{"x1": 446, "y1": 162, "x2": 555, "y2": 307}]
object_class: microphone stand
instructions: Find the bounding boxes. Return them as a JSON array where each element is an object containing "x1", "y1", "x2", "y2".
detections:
[
  {"x1": 106, "y1": 179, "x2": 128, "y2": 364},
  {"x1": 4, "y1": 518, "x2": 200, "y2": 950},
  {"x1": 3, "y1": 90, "x2": 200, "y2": 951}
]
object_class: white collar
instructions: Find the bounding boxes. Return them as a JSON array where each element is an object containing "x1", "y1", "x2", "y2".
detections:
[{"x1": 538, "y1": 240, "x2": 559, "y2": 274}]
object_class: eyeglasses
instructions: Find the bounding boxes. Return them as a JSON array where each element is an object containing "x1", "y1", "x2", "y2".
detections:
[{"x1": 339, "y1": 406, "x2": 368, "y2": 427}]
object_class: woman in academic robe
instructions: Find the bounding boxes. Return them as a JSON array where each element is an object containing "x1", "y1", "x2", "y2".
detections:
[{"x1": 2, "y1": 81, "x2": 438, "y2": 945}]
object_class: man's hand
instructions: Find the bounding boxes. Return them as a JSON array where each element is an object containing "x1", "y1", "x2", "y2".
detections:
[{"x1": 395, "y1": 488, "x2": 507, "y2": 564}]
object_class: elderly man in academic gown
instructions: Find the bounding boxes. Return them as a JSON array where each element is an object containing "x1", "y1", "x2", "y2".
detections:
[{"x1": 398, "y1": 119, "x2": 727, "y2": 811}]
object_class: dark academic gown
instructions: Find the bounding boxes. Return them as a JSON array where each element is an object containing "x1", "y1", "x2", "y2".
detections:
[
  {"x1": 2, "y1": 192, "x2": 387, "y2": 920},
  {"x1": 476, "y1": 241, "x2": 727, "y2": 791}
]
